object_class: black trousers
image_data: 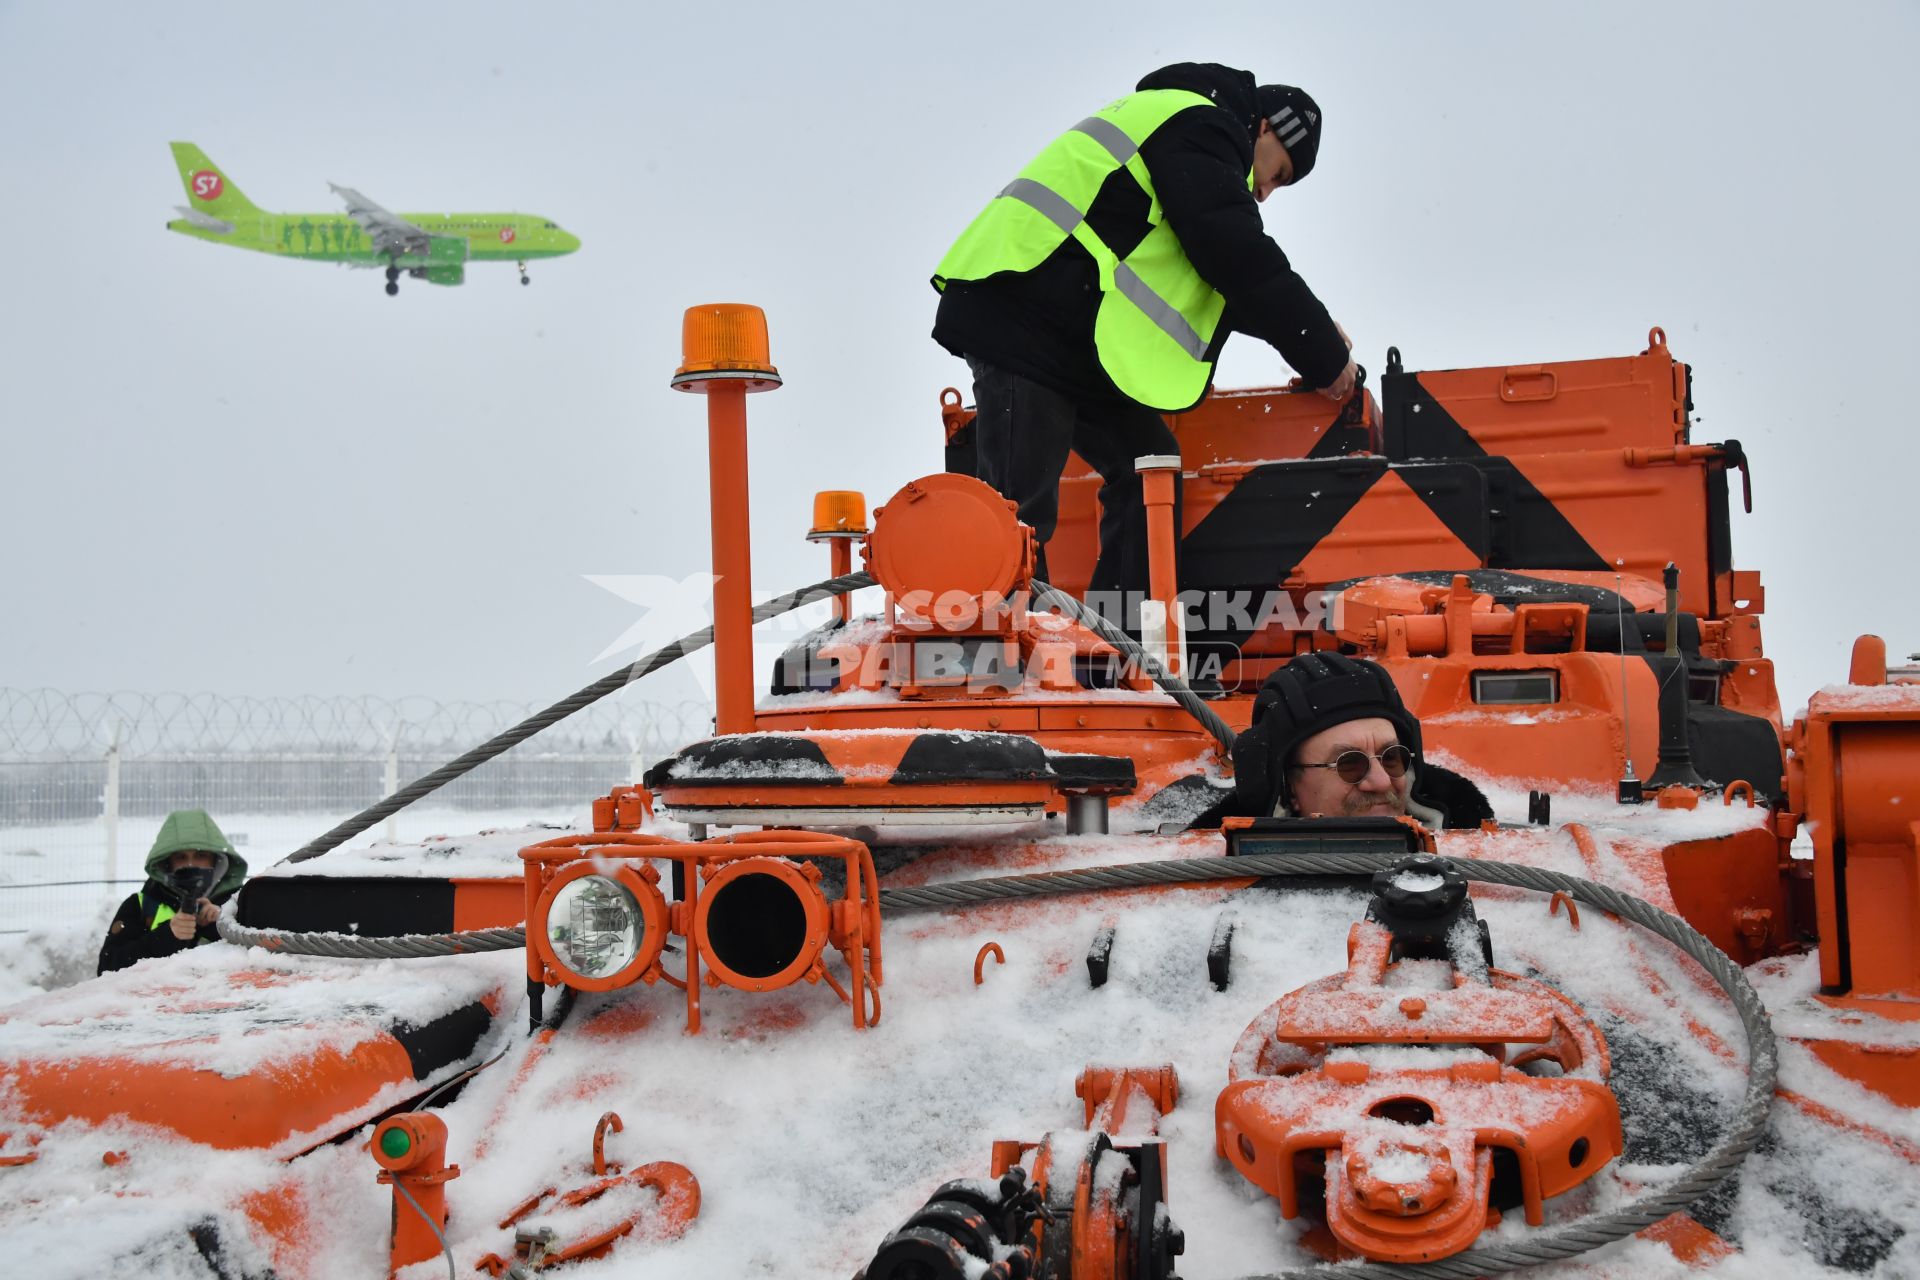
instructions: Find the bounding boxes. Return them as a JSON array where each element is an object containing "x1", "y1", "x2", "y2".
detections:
[{"x1": 966, "y1": 358, "x2": 1182, "y2": 612}]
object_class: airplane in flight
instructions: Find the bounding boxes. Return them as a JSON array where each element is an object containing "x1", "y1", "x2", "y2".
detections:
[{"x1": 164, "y1": 142, "x2": 581, "y2": 296}]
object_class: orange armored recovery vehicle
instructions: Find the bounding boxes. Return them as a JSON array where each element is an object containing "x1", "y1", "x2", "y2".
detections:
[{"x1": 1, "y1": 307, "x2": 1915, "y2": 1279}]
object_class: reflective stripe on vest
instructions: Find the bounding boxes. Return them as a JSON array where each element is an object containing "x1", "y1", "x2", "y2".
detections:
[
  {"x1": 140, "y1": 890, "x2": 177, "y2": 931},
  {"x1": 992, "y1": 177, "x2": 1211, "y2": 364},
  {"x1": 934, "y1": 88, "x2": 1247, "y2": 411}
]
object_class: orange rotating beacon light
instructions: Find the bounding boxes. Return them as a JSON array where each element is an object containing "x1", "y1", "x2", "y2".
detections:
[{"x1": 672, "y1": 303, "x2": 782, "y2": 737}]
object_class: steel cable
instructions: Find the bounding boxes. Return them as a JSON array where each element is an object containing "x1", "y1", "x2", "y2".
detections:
[
  {"x1": 217, "y1": 902, "x2": 526, "y2": 957},
  {"x1": 1030, "y1": 580, "x2": 1237, "y2": 752},
  {"x1": 878, "y1": 850, "x2": 1777, "y2": 1280},
  {"x1": 273, "y1": 571, "x2": 875, "y2": 866}
]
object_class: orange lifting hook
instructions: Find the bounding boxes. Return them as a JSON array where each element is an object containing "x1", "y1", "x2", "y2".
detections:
[
  {"x1": 974, "y1": 942, "x2": 1005, "y2": 986},
  {"x1": 1549, "y1": 891, "x2": 1581, "y2": 931},
  {"x1": 1723, "y1": 779, "x2": 1756, "y2": 808},
  {"x1": 593, "y1": 1111, "x2": 623, "y2": 1177}
]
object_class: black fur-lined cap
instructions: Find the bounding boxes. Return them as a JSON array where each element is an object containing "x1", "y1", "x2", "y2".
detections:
[{"x1": 1234, "y1": 653, "x2": 1421, "y2": 814}]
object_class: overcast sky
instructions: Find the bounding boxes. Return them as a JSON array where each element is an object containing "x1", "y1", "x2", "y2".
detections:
[{"x1": 2, "y1": 0, "x2": 1914, "y2": 716}]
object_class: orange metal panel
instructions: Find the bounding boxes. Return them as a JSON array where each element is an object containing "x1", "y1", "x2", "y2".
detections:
[
  {"x1": 1658, "y1": 828, "x2": 1794, "y2": 963},
  {"x1": 9, "y1": 1033, "x2": 420, "y2": 1151},
  {"x1": 1799, "y1": 674, "x2": 1920, "y2": 999},
  {"x1": 1170, "y1": 383, "x2": 1380, "y2": 469},
  {"x1": 1834, "y1": 723, "x2": 1920, "y2": 997},
  {"x1": 1502, "y1": 453, "x2": 1714, "y2": 616},
  {"x1": 1390, "y1": 337, "x2": 1687, "y2": 456},
  {"x1": 1804, "y1": 1039, "x2": 1920, "y2": 1108},
  {"x1": 1291, "y1": 470, "x2": 1482, "y2": 586},
  {"x1": 1394, "y1": 652, "x2": 1659, "y2": 792},
  {"x1": 452, "y1": 877, "x2": 526, "y2": 931}
]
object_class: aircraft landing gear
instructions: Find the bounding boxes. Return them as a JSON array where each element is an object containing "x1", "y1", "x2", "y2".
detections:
[
  {"x1": 517, "y1": 260, "x2": 530, "y2": 286},
  {"x1": 384, "y1": 264, "x2": 400, "y2": 298}
]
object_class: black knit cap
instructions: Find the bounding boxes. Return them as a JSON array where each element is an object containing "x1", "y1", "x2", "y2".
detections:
[
  {"x1": 1255, "y1": 84, "x2": 1323, "y2": 182},
  {"x1": 1229, "y1": 653, "x2": 1421, "y2": 815}
]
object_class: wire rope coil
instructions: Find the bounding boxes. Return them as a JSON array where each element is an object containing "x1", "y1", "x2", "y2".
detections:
[{"x1": 878, "y1": 849, "x2": 1778, "y2": 1280}]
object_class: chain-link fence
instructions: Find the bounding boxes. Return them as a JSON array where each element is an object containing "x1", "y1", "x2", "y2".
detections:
[{"x1": 0, "y1": 689, "x2": 713, "y2": 934}]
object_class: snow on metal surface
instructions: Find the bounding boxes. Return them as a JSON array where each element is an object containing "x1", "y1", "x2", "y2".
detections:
[
  {"x1": 0, "y1": 798, "x2": 1913, "y2": 1275},
  {"x1": 248, "y1": 823, "x2": 569, "y2": 880},
  {"x1": 1809, "y1": 682, "x2": 1920, "y2": 711},
  {"x1": 0, "y1": 944, "x2": 518, "y2": 1077}
]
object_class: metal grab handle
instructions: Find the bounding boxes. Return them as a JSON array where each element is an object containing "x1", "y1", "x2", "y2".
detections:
[{"x1": 1500, "y1": 366, "x2": 1558, "y2": 402}]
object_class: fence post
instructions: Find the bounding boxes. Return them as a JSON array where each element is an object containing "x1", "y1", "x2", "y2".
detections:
[
  {"x1": 629, "y1": 727, "x2": 647, "y2": 787},
  {"x1": 102, "y1": 721, "x2": 123, "y2": 883},
  {"x1": 383, "y1": 724, "x2": 401, "y2": 843}
]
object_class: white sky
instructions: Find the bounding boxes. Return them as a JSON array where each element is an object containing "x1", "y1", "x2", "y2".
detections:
[{"x1": 2, "y1": 0, "x2": 1914, "y2": 714}]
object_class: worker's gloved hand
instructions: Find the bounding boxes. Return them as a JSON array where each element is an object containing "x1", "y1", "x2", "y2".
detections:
[
  {"x1": 195, "y1": 899, "x2": 220, "y2": 927},
  {"x1": 1319, "y1": 359, "x2": 1359, "y2": 402},
  {"x1": 168, "y1": 912, "x2": 197, "y2": 941}
]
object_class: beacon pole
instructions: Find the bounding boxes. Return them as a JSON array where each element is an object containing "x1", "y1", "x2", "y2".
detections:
[
  {"x1": 671, "y1": 304, "x2": 782, "y2": 736},
  {"x1": 1136, "y1": 455, "x2": 1186, "y2": 679}
]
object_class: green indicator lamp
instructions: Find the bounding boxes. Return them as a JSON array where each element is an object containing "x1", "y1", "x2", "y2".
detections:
[{"x1": 379, "y1": 1125, "x2": 413, "y2": 1160}]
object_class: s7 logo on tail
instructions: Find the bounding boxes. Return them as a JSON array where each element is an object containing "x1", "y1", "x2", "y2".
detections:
[{"x1": 191, "y1": 170, "x2": 224, "y2": 201}]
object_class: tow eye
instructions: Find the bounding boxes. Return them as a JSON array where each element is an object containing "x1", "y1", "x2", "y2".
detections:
[{"x1": 1214, "y1": 855, "x2": 1624, "y2": 1264}]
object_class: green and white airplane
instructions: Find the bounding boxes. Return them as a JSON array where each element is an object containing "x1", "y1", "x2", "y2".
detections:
[{"x1": 165, "y1": 142, "x2": 581, "y2": 296}]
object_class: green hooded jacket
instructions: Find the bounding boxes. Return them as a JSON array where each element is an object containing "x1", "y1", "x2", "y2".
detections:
[
  {"x1": 97, "y1": 809, "x2": 250, "y2": 975},
  {"x1": 143, "y1": 808, "x2": 248, "y2": 898}
]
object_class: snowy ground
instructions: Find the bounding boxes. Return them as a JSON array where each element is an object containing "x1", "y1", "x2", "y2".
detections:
[{"x1": 0, "y1": 789, "x2": 1914, "y2": 1278}]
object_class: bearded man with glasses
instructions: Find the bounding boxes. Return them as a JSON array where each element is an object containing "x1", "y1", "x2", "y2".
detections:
[
  {"x1": 1192, "y1": 653, "x2": 1492, "y2": 829},
  {"x1": 1290, "y1": 729, "x2": 1416, "y2": 819}
]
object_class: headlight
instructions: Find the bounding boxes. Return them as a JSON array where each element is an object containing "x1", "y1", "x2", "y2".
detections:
[
  {"x1": 528, "y1": 861, "x2": 669, "y2": 992},
  {"x1": 547, "y1": 874, "x2": 643, "y2": 979}
]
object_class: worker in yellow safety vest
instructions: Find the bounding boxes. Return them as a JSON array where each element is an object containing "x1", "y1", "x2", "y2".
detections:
[{"x1": 933, "y1": 62, "x2": 1356, "y2": 617}]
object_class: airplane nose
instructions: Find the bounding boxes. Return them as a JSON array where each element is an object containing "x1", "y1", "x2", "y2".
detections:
[{"x1": 561, "y1": 229, "x2": 581, "y2": 252}]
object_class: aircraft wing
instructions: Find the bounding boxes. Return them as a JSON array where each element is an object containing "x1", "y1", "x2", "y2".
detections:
[{"x1": 329, "y1": 182, "x2": 432, "y2": 257}]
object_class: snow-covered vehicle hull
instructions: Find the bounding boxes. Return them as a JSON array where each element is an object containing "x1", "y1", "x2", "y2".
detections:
[{"x1": 2, "y1": 312, "x2": 1915, "y2": 1279}]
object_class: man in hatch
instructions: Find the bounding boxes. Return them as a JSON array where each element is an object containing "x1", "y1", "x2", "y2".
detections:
[
  {"x1": 1194, "y1": 653, "x2": 1493, "y2": 829},
  {"x1": 932, "y1": 62, "x2": 1358, "y2": 612},
  {"x1": 97, "y1": 808, "x2": 248, "y2": 975}
]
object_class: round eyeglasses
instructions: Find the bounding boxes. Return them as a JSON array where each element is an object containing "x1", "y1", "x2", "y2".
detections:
[{"x1": 1294, "y1": 744, "x2": 1414, "y2": 785}]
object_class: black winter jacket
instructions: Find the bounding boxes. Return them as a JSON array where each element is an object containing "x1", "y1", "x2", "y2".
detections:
[
  {"x1": 933, "y1": 62, "x2": 1349, "y2": 408},
  {"x1": 96, "y1": 881, "x2": 223, "y2": 975}
]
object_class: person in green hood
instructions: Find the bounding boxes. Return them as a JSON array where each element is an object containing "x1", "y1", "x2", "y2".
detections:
[{"x1": 96, "y1": 808, "x2": 248, "y2": 975}]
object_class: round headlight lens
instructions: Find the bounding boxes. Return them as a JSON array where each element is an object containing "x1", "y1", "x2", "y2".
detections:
[{"x1": 546, "y1": 874, "x2": 642, "y2": 979}]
